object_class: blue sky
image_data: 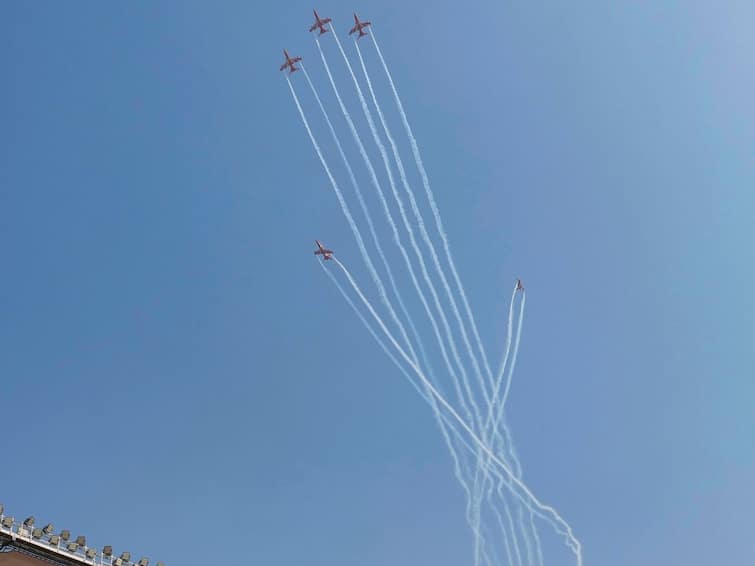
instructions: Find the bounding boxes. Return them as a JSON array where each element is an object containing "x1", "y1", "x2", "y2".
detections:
[{"x1": 2, "y1": 2, "x2": 754, "y2": 565}]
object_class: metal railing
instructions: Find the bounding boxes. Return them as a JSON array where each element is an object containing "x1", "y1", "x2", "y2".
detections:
[{"x1": 0, "y1": 506, "x2": 162, "y2": 566}]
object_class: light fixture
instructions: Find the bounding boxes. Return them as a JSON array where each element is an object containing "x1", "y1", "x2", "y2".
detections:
[
  {"x1": 49, "y1": 535, "x2": 61, "y2": 546},
  {"x1": 0, "y1": 504, "x2": 4, "y2": 516},
  {"x1": 32, "y1": 528, "x2": 43, "y2": 539},
  {"x1": 1, "y1": 517, "x2": 13, "y2": 528},
  {"x1": 120, "y1": 551, "x2": 131, "y2": 562},
  {"x1": 137, "y1": 558, "x2": 149, "y2": 566},
  {"x1": 23, "y1": 516, "x2": 35, "y2": 527},
  {"x1": 67, "y1": 542, "x2": 79, "y2": 552},
  {"x1": 86, "y1": 548, "x2": 97, "y2": 559},
  {"x1": 60, "y1": 529, "x2": 71, "y2": 541},
  {"x1": 113, "y1": 559, "x2": 123, "y2": 566},
  {"x1": 75, "y1": 535, "x2": 86, "y2": 547},
  {"x1": 43, "y1": 524, "x2": 55, "y2": 535},
  {"x1": 103, "y1": 546, "x2": 113, "y2": 557}
]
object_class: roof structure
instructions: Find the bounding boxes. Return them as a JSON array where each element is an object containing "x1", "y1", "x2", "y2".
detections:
[{"x1": 0, "y1": 506, "x2": 161, "y2": 566}]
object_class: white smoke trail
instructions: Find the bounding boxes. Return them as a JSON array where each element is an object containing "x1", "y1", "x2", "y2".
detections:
[
  {"x1": 354, "y1": 40, "x2": 544, "y2": 565},
  {"x1": 369, "y1": 31, "x2": 495, "y2": 399},
  {"x1": 285, "y1": 74, "x2": 417, "y2": 368},
  {"x1": 500, "y1": 291, "x2": 526, "y2": 418},
  {"x1": 496, "y1": 285, "x2": 519, "y2": 390},
  {"x1": 301, "y1": 65, "x2": 434, "y2": 379},
  {"x1": 317, "y1": 259, "x2": 494, "y2": 554},
  {"x1": 324, "y1": 259, "x2": 513, "y2": 566},
  {"x1": 318, "y1": 36, "x2": 481, "y2": 437},
  {"x1": 333, "y1": 257, "x2": 583, "y2": 565},
  {"x1": 316, "y1": 39, "x2": 492, "y2": 560},
  {"x1": 332, "y1": 32, "x2": 490, "y2": 464},
  {"x1": 354, "y1": 40, "x2": 535, "y2": 561},
  {"x1": 353, "y1": 39, "x2": 493, "y2": 410},
  {"x1": 335, "y1": 38, "x2": 505, "y2": 562}
]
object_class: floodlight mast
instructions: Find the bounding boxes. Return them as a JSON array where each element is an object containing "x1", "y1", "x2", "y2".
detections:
[{"x1": 0, "y1": 504, "x2": 165, "y2": 566}]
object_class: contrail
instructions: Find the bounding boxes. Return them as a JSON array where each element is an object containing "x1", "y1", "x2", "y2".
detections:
[
  {"x1": 483, "y1": 283, "x2": 524, "y2": 477},
  {"x1": 353, "y1": 42, "x2": 540, "y2": 563},
  {"x1": 319, "y1": 35, "x2": 481, "y2": 436},
  {"x1": 362, "y1": 40, "x2": 533, "y2": 558},
  {"x1": 354, "y1": 39, "x2": 493, "y2": 410},
  {"x1": 481, "y1": 286, "x2": 540, "y2": 562},
  {"x1": 340, "y1": 39, "x2": 507, "y2": 561},
  {"x1": 333, "y1": 257, "x2": 583, "y2": 565},
  {"x1": 323, "y1": 259, "x2": 516, "y2": 566},
  {"x1": 325, "y1": 36, "x2": 491, "y2": 558},
  {"x1": 351, "y1": 48, "x2": 525, "y2": 561},
  {"x1": 370, "y1": 31, "x2": 495, "y2": 399},
  {"x1": 301, "y1": 65, "x2": 433, "y2": 378},
  {"x1": 333, "y1": 32, "x2": 490, "y2": 470},
  {"x1": 285, "y1": 73, "x2": 417, "y2": 368},
  {"x1": 317, "y1": 259, "x2": 496, "y2": 554},
  {"x1": 500, "y1": 291, "x2": 526, "y2": 418},
  {"x1": 496, "y1": 284, "x2": 519, "y2": 389}
]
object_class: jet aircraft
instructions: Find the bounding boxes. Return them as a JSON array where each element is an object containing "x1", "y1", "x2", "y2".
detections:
[
  {"x1": 348, "y1": 13, "x2": 371, "y2": 38},
  {"x1": 309, "y1": 10, "x2": 332, "y2": 35},
  {"x1": 279, "y1": 49, "x2": 302, "y2": 73},
  {"x1": 314, "y1": 240, "x2": 334, "y2": 260},
  {"x1": 516, "y1": 279, "x2": 524, "y2": 291}
]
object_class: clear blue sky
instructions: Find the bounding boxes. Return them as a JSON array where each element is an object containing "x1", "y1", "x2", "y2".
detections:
[{"x1": 2, "y1": 2, "x2": 754, "y2": 565}]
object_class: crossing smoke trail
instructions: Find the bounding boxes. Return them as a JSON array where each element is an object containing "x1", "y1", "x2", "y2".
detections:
[
  {"x1": 285, "y1": 27, "x2": 581, "y2": 565},
  {"x1": 336, "y1": 35, "x2": 505, "y2": 562},
  {"x1": 317, "y1": 36, "x2": 493, "y2": 561},
  {"x1": 309, "y1": 46, "x2": 487, "y2": 553},
  {"x1": 332, "y1": 37, "x2": 494, "y2": 514},
  {"x1": 350, "y1": 42, "x2": 527, "y2": 561},
  {"x1": 355, "y1": 37, "x2": 539, "y2": 562},
  {"x1": 332, "y1": 257, "x2": 583, "y2": 565},
  {"x1": 317, "y1": 259, "x2": 496, "y2": 559}
]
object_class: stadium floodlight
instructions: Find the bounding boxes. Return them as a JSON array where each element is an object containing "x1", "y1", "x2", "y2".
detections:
[
  {"x1": 1, "y1": 517, "x2": 13, "y2": 528},
  {"x1": 120, "y1": 551, "x2": 131, "y2": 562},
  {"x1": 0, "y1": 504, "x2": 4, "y2": 516},
  {"x1": 23, "y1": 516, "x2": 35, "y2": 527},
  {"x1": 113, "y1": 559, "x2": 123, "y2": 566},
  {"x1": 75, "y1": 535, "x2": 86, "y2": 546},
  {"x1": 86, "y1": 548, "x2": 97, "y2": 559},
  {"x1": 156, "y1": 562, "x2": 164, "y2": 566},
  {"x1": 60, "y1": 529, "x2": 71, "y2": 541},
  {"x1": 49, "y1": 535, "x2": 61, "y2": 546},
  {"x1": 137, "y1": 558, "x2": 149, "y2": 566},
  {"x1": 43, "y1": 523, "x2": 55, "y2": 535},
  {"x1": 32, "y1": 528, "x2": 43, "y2": 539},
  {"x1": 67, "y1": 542, "x2": 79, "y2": 552},
  {"x1": 103, "y1": 546, "x2": 113, "y2": 557}
]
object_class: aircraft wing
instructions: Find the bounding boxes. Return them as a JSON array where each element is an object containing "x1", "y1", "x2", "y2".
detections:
[
  {"x1": 309, "y1": 23, "x2": 318, "y2": 31},
  {"x1": 280, "y1": 62, "x2": 287, "y2": 70}
]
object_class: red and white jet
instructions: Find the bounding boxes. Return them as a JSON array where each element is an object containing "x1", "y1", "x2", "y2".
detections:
[
  {"x1": 279, "y1": 49, "x2": 302, "y2": 74},
  {"x1": 348, "y1": 13, "x2": 371, "y2": 38},
  {"x1": 314, "y1": 240, "x2": 334, "y2": 260},
  {"x1": 516, "y1": 279, "x2": 524, "y2": 291},
  {"x1": 309, "y1": 10, "x2": 332, "y2": 35}
]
